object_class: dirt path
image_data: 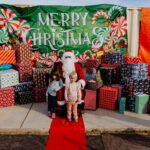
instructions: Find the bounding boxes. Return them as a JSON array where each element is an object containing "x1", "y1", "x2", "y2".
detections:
[{"x1": 0, "y1": 134, "x2": 150, "y2": 150}]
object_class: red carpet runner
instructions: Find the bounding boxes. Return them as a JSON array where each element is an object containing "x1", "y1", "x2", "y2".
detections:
[{"x1": 46, "y1": 116, "x2": 87, "y2": 150}]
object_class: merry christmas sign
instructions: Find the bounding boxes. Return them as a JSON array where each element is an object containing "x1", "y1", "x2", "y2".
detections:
[{"x1": 0, "y1": 4, "x2": 127, "y2": 56}]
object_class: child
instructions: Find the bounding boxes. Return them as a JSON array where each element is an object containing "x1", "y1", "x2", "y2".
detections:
[
  {"x1": 46, "y1": 71, "x2": 61, "y2": 118},
  {"x1": 65, "y1": 71, "x2": 81, "y2": 122}
]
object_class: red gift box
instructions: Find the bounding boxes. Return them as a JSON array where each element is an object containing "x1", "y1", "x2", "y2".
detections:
[
  {"x1": 86, "y1": 59, "x2": 100, "y2": 73},
  {"x1": 15, "y1": 44, "x2": 32, "y2": 64},
  {"x1": 33, "y1": 88, "x2": 46, "y2": 102},
  {"x1": 124, "y1": 57, "x2": 142, "y2": 63},
  {"x1": 0, "y1": 87, "x2": 15, "y2": 107},
  {"x1": 99, "y1": 86, "x2": 118, "y2": 110},
  {"x1": 33, "y1": 68, "x2": 52, "y2": 88},
  {"x1": 16, "y1": 64, "x2": 32, "y2": 82},
  {"x1": 84, "y1": 89, "x2": 99, "y2": 110}
]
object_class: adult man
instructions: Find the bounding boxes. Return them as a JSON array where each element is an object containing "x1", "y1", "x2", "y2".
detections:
[{"x1": 56, "y1": 50, "x2": 86, "y2": 116}]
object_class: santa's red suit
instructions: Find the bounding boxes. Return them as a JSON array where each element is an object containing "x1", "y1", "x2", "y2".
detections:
[{"x1": 56, "y1": 50, "x2": 86, "y2": 106}]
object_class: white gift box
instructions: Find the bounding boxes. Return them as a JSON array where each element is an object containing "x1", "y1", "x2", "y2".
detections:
[{"x1": 0, "y1": 69, "x2": 19, "y2": 88}]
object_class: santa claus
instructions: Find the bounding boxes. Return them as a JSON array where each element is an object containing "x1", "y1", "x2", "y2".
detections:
[{"x1": 55, "y1": 50, "x2": 86, "y2": 114}]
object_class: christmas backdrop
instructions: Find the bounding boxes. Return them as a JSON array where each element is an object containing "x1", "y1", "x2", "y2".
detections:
[{"x1": 0, "y1": 4, "x2": 127, "y2": 57}]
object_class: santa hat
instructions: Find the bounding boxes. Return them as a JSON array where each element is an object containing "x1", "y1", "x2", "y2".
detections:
[{"x1": 63, "y1": 50, "x2": 75, "y2": 58}]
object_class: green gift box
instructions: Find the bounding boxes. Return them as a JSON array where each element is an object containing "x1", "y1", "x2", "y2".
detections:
[{"x1": 135, "y1": 94, "x2": 149, "y2": 114}]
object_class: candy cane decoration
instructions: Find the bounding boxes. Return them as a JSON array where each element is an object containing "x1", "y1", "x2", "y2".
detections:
[
  {"x1": 83, "y1": 50, "x2": 93, "y2": 56},
  {"x1": 117, "y1": 37, "x2": 127, "y2": 45},
  {"x1": 78, "y1": 53, "x2": 89, "y2": 63},
  {"x1": 92, "y1": 10, "x2": 109, "y2": 25}
]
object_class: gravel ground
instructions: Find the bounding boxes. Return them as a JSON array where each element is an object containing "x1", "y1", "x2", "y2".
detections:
[{"x1": 0, "y1": 134, "x2": 149, "y2": 150}]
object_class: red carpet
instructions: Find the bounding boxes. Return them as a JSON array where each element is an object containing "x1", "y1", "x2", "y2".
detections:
[{"x1": 46, "y1": 116, "x2": 86, "y2": 150}]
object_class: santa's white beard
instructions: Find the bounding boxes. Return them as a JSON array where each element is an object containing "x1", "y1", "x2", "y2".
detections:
[{"x1": 62, "y1": 58, "x2": 75, "y2": 84}]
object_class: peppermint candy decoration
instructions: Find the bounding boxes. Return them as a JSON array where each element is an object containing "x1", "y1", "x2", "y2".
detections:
[
  {"x1": 105, "y1": 33, "x2": 118, "y2": 50},
  {"x1": 111, "y1": 16, "x2": 127, "y2": 37},
  {"x1": 78, "y1": 53, "x2": 89, "y2": 63},
  {"x1": 16, "y1": 19, "x2": 30, "y2": 38},
  {"x1": 0, "y1": 29, "x2": 9, "y2": 44},
  {"x1": 92, "y1": 10, "x2": 109, "y2": 25},
  {"x1": 92, "y1": 42, "x2": 100, "y2": 52},
  {"x1": 32, "y1": 51, "x2": 40, "y2": 60},
  {"x1": 49, "y1": 51, "x2": 61, "y2": 63},
  {"x1": 0, "y1": 8, "x2": 19, "y2": 33}
]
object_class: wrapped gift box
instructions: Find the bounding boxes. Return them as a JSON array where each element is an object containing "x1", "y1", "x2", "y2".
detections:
[
  {"x1": 0, "y1": 50, "x2": 16, "y2": 65},
  {"x1": 84, "y1": 89, "x2": 99, "y2": 110},
  {"x1": 14, "y1": 44, "x2": 32, "y2": 64},
  {"x1": 0, "y1": 87, "x2": 14, "y2": 107},
  {"x1": 112, "y1": 84, "x2": 122, "y2": 101},
  {"x1": 85, "y1": 81, "x2": 102, "y2": 90},
  {"x1": 33, "y1": 68, "x2": 52, "y2": 88},
  {"x1": 99, "y1": 86, "x2": 118, "y2": 110},
  {"x1": 127, "y1": 96, "x2": 136, "y2": 112},
  {"x1": 121, "y1": 63, "x2": 148, "y2": 79},
  {"x1": 86, "y1": 59, "x2": 100, "y2": 73},
  {"x1": 119, "y1": 97, "x2": 126, "y2": 114},
  {"x1": 0, "y1": 69, "x2": 19, "y2": 88},
  {"x1": 33, "y1": 88, "x2": 46, "y2": 102},
  {"x1": 124, "y1": 56, "x2": 142, "y2": 63},
  {"x1": 100, "y1": 67, "x2": 118, "y2": 85},
  {"x1": 105, "y1": 52, "x2": 123, "y2": 64},
  {"x1": 135, "y1": 94, "x2": 149, "y2": 114},
  {"x1": 16, "y1": 64, "x2": 32, "y2": 82},
  {"x1": 15, "y1": 91, "x2": 33, "y2": 104},
  {"x1": 13, "y1": 82, "x2": 33, "y2": 92},
  {"x1": 121, "y1": 78, "x2": 149, "y2": 97}
]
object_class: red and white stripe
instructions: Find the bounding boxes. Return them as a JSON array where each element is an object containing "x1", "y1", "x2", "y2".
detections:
[
  {"x1": 111, "y1": 16, "x2": 127, "y2": 37},
  {"x1": 92, "y1": 10, "x2": 109, "y2": 25},
  {"x1": 0, "y1": 8, "x2": 19, "y2": 33}
]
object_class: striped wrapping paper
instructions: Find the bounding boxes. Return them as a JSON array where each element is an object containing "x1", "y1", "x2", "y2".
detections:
[
  {"x1": 0, "y1": 50, "x2": 16, "y2": 65},
  {"x1": 125, "y1": 56, "x2": 142, "y2": 63}
]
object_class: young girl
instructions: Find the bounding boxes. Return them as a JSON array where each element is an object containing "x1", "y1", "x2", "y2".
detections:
[
  {"x1": 46, "y1": 71, "x2": 61, "y2": 118},
  {"x1": 65, "y1": 71, "x2": 81, "y2": 122}
]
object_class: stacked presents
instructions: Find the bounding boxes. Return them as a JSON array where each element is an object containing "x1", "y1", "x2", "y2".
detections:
[
  {"x1": 0, "y1": 44, "x2": 52, "y2": 107},
  {"x1": 83, "y1": 51, "x2": 150, "y2": 114},
  {"x1": 0, "y1": 48, "x2": 17, "y2": 107}
]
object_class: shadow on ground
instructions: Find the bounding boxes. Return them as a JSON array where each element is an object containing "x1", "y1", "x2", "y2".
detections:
[{"x1": 0, "y1": 134, "x2": 150, "y2": 150}]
